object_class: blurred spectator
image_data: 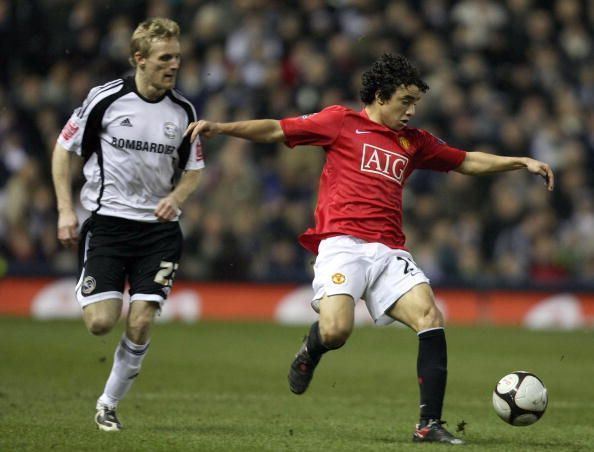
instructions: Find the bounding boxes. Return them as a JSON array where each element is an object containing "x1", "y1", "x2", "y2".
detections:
[{"x1": 0, "y1": 0, "x2": 592, "y2": 287}]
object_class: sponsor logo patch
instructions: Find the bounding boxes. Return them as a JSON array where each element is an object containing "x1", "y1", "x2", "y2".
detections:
[
  {"x1": 195, "y1": 140, "x2": 203, "y2": 160},
  {"x1": 331, "y1": 273, "x2": 346, "y2": 284},
  {"x1": 119, "y1": 118, "x2": 133, "y2": 127},
  {"x1": 60, "y1": 120, "x2": 80, "y2": 141},
  {"x1": 360, "y1": 143, "x2": 409, "y2": 184},
  {"x1": 111, "y1": 136, "x2": 175, "y2": 154},
  {"x1": 81, "y1": 276, "x2": 96, "y2": 295}
]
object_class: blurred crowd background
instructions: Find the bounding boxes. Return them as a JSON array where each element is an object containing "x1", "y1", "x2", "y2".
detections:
[{"x1": 0, "y1": 0, "x2": 593, "y2": 287}]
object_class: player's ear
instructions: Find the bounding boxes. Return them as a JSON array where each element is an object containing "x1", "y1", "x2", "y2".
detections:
[
  {"x1": 134, "y1": 52, "x2": 146, "y2": 69},
  {"x1": 375, "y1": 91, "x2": 384, "y2": 105}
]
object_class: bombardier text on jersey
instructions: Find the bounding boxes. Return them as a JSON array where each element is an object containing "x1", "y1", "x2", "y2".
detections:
[{"x1": 111, "y1": 136, "x2": 176, "y2": 155}]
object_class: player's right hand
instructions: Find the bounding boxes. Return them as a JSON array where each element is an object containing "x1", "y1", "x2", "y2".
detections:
[
  {"x1": 184, "y1": 120, "x2": 219, "y2": 142},
  {"x1": 57, "y1": 209, "x2": 79, "y2": 248},
  {"x1": 525, "y1": 158, "x2": 555, "y2": 191}
]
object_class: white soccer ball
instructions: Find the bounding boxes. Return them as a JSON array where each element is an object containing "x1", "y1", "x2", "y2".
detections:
[{"x1": 492, "y1": 371, "x2": 548, "y2": 426}]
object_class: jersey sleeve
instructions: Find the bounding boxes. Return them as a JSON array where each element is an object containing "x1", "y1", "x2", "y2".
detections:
[
  {"x1": 175, "y1": 99, "x2": 204, "y2": 171},
  {"x1": 57, "y1": 108, "x2": 89, "y2": 156},
  {"x1": 279, "y1": 106, "x2": 347, "y2": 148},
  {"x1": 57, "y1": 80, "x2": 123, "y2": 155},
  {"x1": 414, "y1": 129, "x2": 466, "y2": 171},
  {"x1": 183, "y1": 136, "x2": 205, "y2": 171}
]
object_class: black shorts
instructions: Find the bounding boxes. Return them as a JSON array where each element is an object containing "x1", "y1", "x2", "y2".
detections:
[{"x1": 76, "y1": 213, "x2": 183, "y2": 307}]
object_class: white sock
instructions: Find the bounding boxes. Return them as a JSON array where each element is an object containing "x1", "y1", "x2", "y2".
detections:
[{"x1": 97, "y1": 335, "x2": 150, "y2": 408}]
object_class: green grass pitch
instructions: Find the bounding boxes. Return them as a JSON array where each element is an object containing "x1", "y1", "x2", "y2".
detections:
[{"x1": 1, "y1": 318, "x2": 592, "y2": 451}]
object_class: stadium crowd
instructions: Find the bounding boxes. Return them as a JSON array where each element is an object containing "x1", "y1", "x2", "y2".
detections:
[{"x1": 0, "y1": 0, "x2": 593, "y2": 286}]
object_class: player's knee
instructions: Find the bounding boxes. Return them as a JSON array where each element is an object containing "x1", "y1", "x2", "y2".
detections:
[
  {"x1": 416, "y1": 304, "x2": 444, "y2": 331},
  {"x1": 126, "y1": 302, "x2": 158, "y2": 343},
  {"x1": 86, "y1": 316, "x2": 116, "y2": 336},
  {"x1": 126, "y1": 319, "x2": 152, "y2": 344},
  {"x1": 320, "y1": 322, "x2": 352, "y2": 349}
]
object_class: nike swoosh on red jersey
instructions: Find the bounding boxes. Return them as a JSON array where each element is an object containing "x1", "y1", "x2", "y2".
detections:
[{"x1": 355, "y1": 129, "x2": 372, "y2": 134}]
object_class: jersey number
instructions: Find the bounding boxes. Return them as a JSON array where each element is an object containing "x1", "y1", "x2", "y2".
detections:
[
  {"x1": 397, "y1": 256, "x2": 417, "y2": 275},
  {"x1": 154, "y1": 261, "x2": 179, "y2": 287}
]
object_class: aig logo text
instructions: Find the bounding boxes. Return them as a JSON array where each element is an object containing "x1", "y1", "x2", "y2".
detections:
[{"x1": 360, "y1": 143, "x2": 409, "y2": 184}]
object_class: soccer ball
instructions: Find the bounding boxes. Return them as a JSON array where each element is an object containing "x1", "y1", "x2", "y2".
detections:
[{"x1": 492, "y1": 371, "x2": 548, "y2": 426}]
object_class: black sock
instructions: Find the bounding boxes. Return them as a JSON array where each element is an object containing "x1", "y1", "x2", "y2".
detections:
[
  {"x1": 305, "y1": 321, "x2": 329, "y2": 363},
  {"x1": 417, "y1": 328, "x2": 447, "y2": 422}
]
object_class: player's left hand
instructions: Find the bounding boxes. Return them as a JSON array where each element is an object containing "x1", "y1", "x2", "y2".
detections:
[
  {"x1": 525, "y1": 158, "x2": 554, "y2": 191},
  {"x1": 154, "y1": 196, "x2": 180, "y2": 221}
]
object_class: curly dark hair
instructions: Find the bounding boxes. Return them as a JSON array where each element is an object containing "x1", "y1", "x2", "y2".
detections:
[{"x1": 360, "y1": 53, "x2": 429, "y2": 104}]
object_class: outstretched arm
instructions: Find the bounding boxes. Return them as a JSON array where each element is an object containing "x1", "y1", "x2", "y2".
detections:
[
  {"x1": 185, "y1": 119, "x2": 285, "y2": 143},
  {"x1": 455, "y1": 151, "x2": 554, "y2": 191}
]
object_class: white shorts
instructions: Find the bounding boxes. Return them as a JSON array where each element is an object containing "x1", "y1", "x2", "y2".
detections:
[{"x1": 311, "y1": 235, "x2": 430, "y2": 325}]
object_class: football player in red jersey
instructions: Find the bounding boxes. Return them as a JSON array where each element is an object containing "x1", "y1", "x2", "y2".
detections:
[{"x1": 185, "y1": 53, "x2": 554, "y2": 445}]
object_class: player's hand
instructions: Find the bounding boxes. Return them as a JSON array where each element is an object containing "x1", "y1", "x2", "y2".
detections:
[
  {"x1": 154, "y1": 196, "x2": 180, "y2": 222},
  {"x1": 184, "y1": 120, "x2": 220, "y2": 142},
  {"x1": 57, "y1": 208, "x2": 79, "y2": 248},
  {"x1": 525, "y1": 158, "x2": 554, "y2": 191}
]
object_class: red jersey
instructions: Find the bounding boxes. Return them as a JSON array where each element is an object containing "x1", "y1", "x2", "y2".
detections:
[{"x1": 279, "y1": 105, "x2": 467, "y2": 254}]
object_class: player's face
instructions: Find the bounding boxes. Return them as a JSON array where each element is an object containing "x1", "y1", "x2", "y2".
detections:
[
  {"x1": 378, "y1": 85, "x2": 422, "y2": 131},
  {"x1": 140, "y1": 38, "x2": 181, "y2": 92}
]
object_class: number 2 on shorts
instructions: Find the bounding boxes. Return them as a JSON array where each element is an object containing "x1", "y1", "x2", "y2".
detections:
[{"x1": 154, "y1": 261, "x2": 179, "y2": 287}]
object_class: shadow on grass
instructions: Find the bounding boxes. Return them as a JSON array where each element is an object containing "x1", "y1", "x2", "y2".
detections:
[
  {"x1": 463, "y1": 435, "x2": 581, "y2": 450},
  {"x1": 368, "y1": 433, "x2": 582, "y2": 450},
  {"x1": 148, "y1": 424, "x2": 235, "y2": 434}
]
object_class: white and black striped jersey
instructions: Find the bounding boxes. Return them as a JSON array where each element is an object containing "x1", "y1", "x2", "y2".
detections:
[{"x1": 58, "y1": 76, "x2": 204, "y2": 222}]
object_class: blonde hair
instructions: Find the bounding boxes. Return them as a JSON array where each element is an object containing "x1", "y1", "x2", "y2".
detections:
[{"x1": 129, "y1": 18, "x2": 180, "y2": 67}]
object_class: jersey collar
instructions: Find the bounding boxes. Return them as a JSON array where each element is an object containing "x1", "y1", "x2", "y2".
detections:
[
  {"x1": 126, "y1": 76, "x2": 169, "y2": 104},
  {"x1": 358, "y1": 108, "x2": 405, "y2": 135}
]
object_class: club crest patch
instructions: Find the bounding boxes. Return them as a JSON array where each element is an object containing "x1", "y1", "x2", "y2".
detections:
[
  {"x1": 81, "y1": 276, "x2": 96, "y2": 295},
  {"x1": 331, "y1": 273, "x2": 346, "y2": 284},
  {"x1": 398, "y1": 136, "x2": 410, "y2": 150},
  {"x1": 163, "y1": 122, "x2": 178, "y2": 139}
]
